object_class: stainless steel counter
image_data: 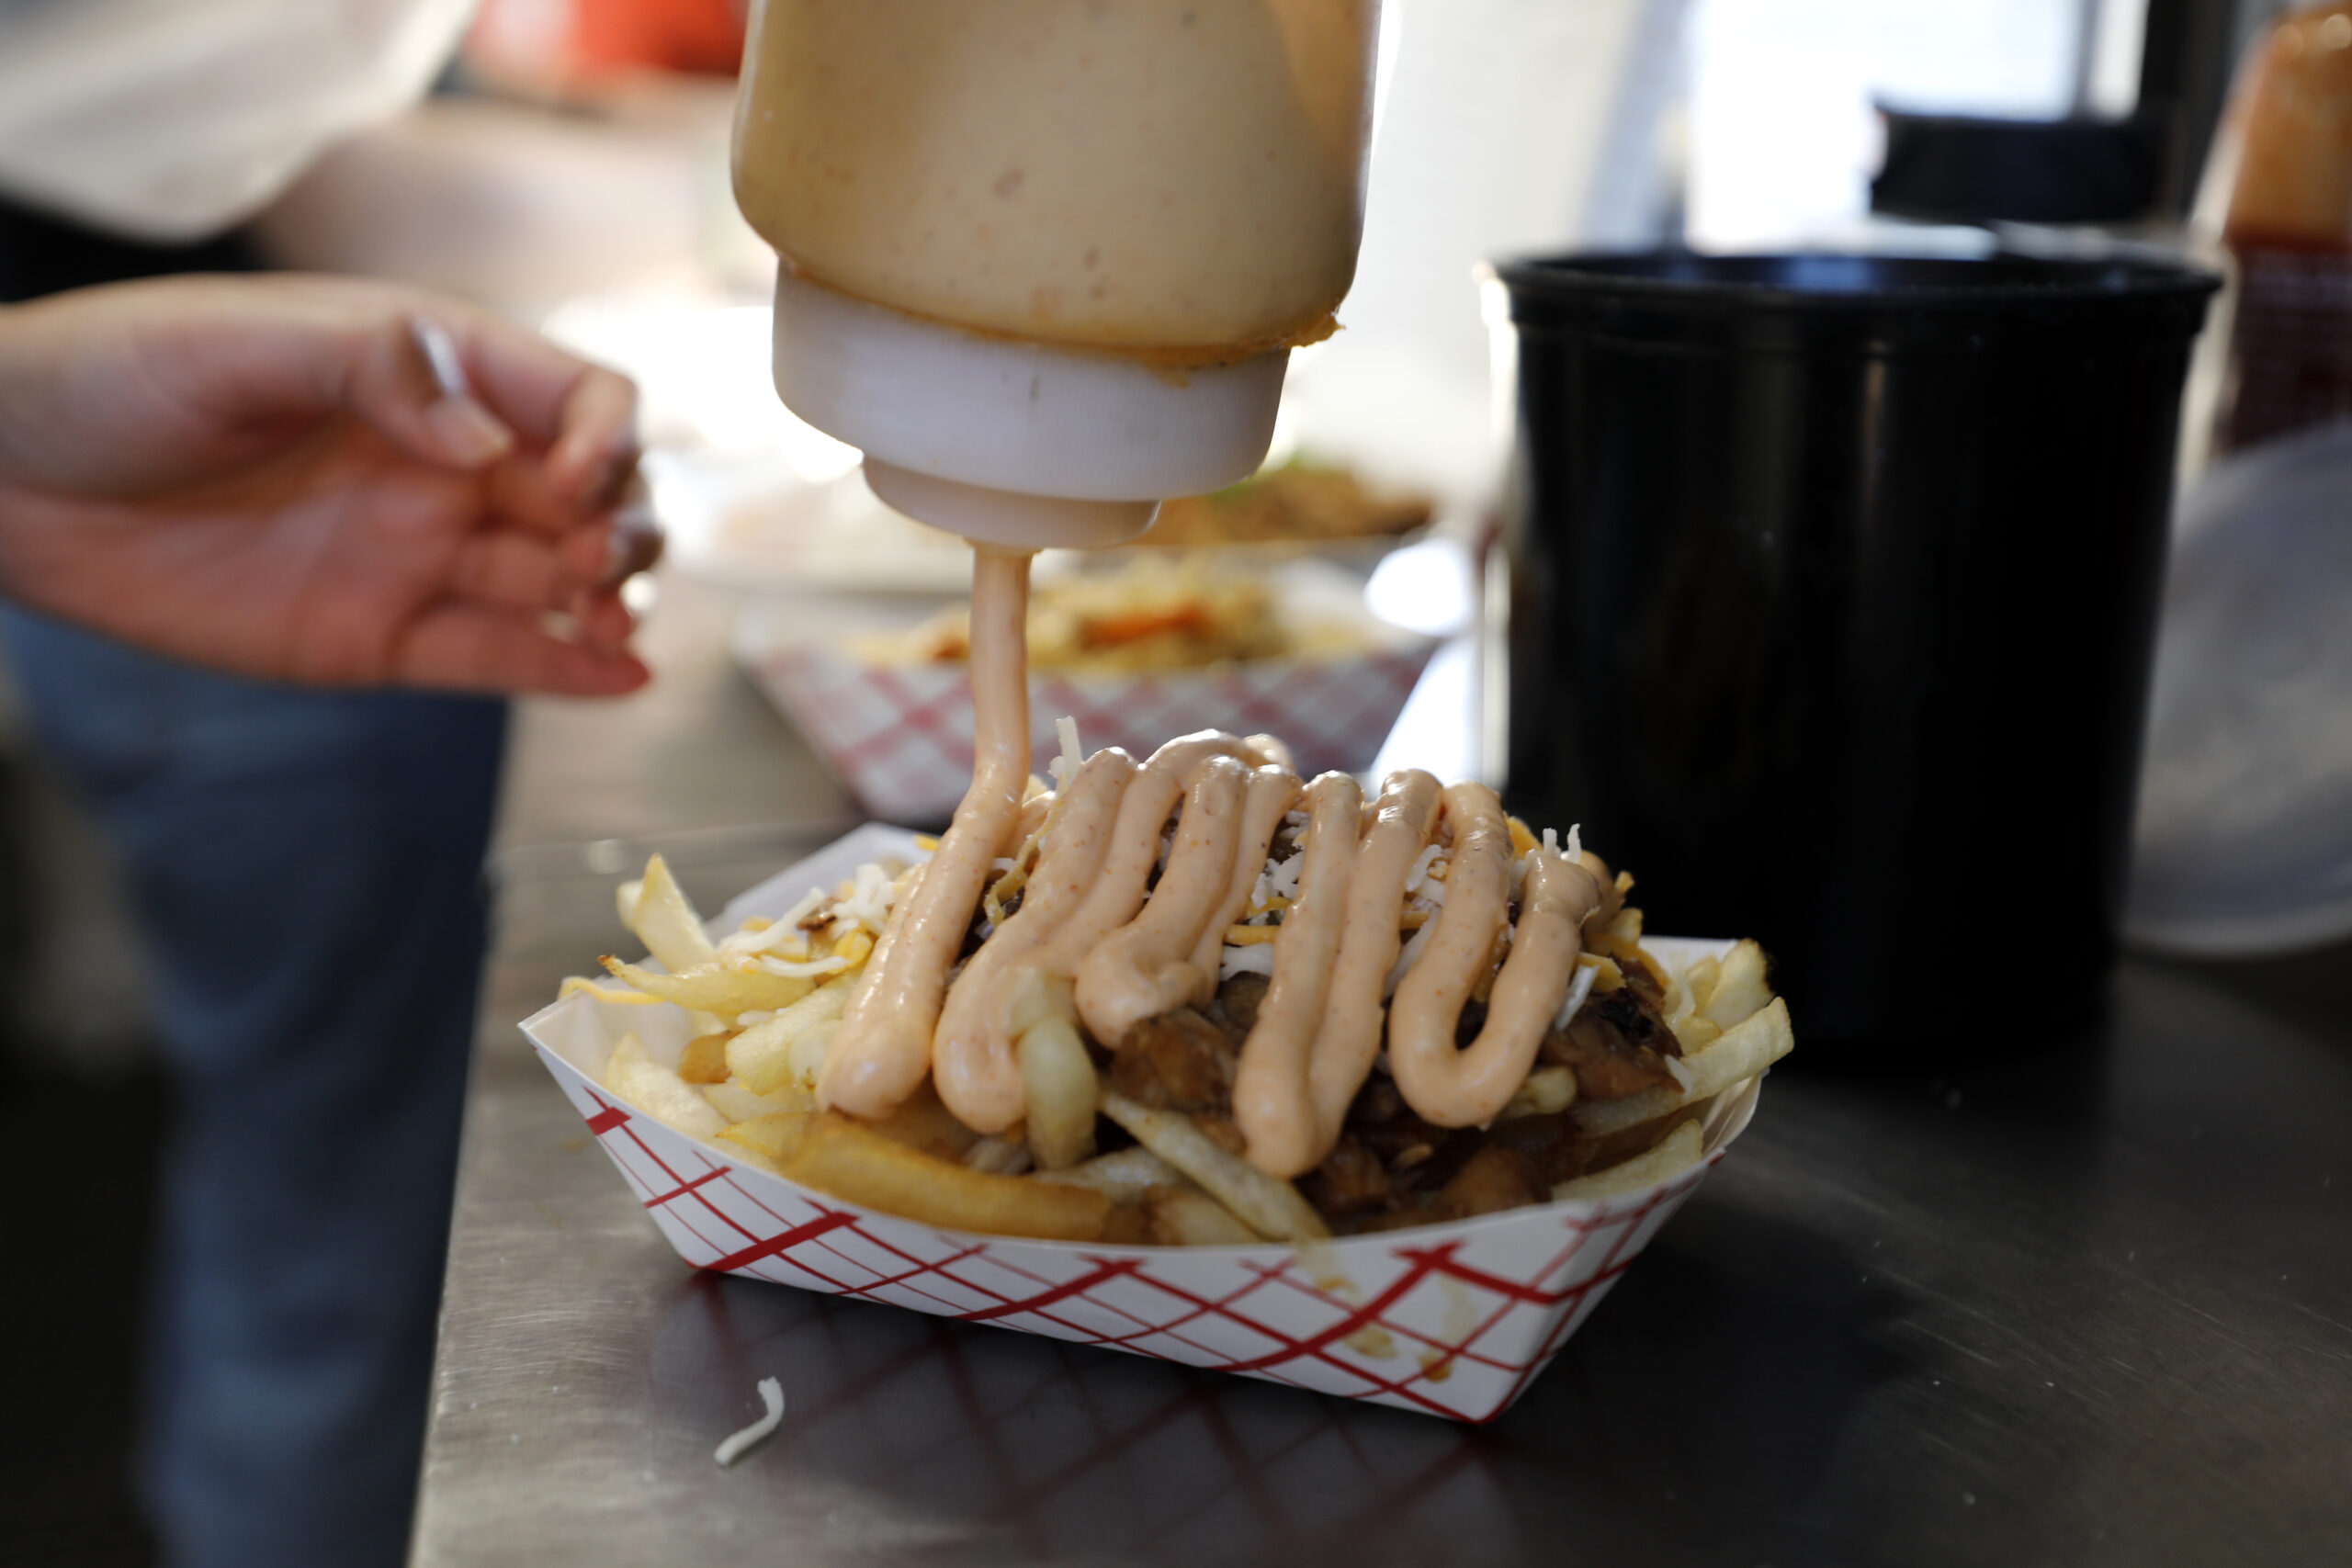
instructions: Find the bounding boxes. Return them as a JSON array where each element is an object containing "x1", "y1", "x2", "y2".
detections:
[{"x1": 413, "y1": 574, "x2": 2352, "y2": 1567}]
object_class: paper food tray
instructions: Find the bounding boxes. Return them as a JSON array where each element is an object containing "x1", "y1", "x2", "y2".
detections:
[
  {"x1": 522, "y1": 825, "x2": 1763, "y2": 1424},
  {"x1": 730, "y1": 567, "x2": 1436, "y2": 823}
]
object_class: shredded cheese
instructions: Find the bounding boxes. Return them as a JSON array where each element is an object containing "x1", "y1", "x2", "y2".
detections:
[
  {"x1": 713, "y1": 1377, "x2": 785, "y2": 1467},
  {"x1": 718, "y1": 888, "x2": 828, "y2": 958},
  {"x1": 841, "y1": 861, "x2": 897, "y2": 933},
  {"x1": 1051, "y1": 716, "x2": 1082, "y2": 787},
  {"x1": 1384, "y1": 919, "x2": 1436, "y2": 998},
  {"x1": 1255, "y1": 847, "x2": 1305, "y2": 910},
  {"x1": 1219, "y1": 943, "x2": 1277, "y2": 980},
  {"x1": 1552, "y1": 959, "x2": 1600, "y2": 1030}
]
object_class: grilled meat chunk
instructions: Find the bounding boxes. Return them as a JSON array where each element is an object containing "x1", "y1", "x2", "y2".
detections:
[
  {"x1": 1301, "y1": 1135, "x2": 1392, "y2": 1218},
  {"x1": 1429, "y1": 1145, "x2": 1548, "y2": 1223},
  {"x1": 1110, "y1": 1006, "x2": 1238, "y2": 1113},
  {"x1": 1206, "y1": 971, "x2": 1269, "y2": 1038},
  {"x1": 1542, "y1": 982, "x2": 1680, "y2": 1100}
]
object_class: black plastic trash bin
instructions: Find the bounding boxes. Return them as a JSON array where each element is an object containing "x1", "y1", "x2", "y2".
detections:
[{"x1": 1489, "y1": 252, "x2": 2218, "y2": 1056}]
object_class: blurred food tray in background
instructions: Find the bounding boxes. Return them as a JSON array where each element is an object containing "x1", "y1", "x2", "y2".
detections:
[
  {"x1": 732, "y1": 558, "x2": 1437, "y2": 824},
  {"x1": 650, "y1": 447, "x2": 1442, "y2": 599}
]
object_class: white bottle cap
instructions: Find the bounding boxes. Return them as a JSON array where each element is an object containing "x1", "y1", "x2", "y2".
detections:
[{"x1": 770, "y1": 266, "x2": 1287, "y2": 548}]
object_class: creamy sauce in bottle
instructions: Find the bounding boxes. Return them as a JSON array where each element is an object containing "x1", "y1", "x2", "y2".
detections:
[{"x1": 733, "y1": 0, "x2": 1379, "y2": 357}]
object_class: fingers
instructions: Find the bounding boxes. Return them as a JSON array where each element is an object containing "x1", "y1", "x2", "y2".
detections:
[
  {"x1": 449, "y1": 519, "x2": 651, "y2": 635},
  {"x1": 480, "y1": 460, "x2": 665, "y2": 565},
  {"x1": 571, "y1": 587, "x2": 639, "y2": 649},
  {"x1": 412, "y1": 317, "x2": 519, "y2": 468},
  {"x1": 337, "y1": 311, "x2": 518, "y2": 474},
  {"x1": 594, "y1": 478, "x2": 664, "y2": 585},
  {"x1": 545, "y1": 366, "x2": 640, "y2": 510},
  {"x1": 430, "y1": 306, "x2": 641, "y2": 506},
  {"x1": 342, "y1": 294, "x2": 639, "y2": 512},
  {"x1": 391, "y1": 601, "x2": 651, "y2": 697},
  {"x1": 447, "y1": 531, "x2": 587, "y2": 613}
]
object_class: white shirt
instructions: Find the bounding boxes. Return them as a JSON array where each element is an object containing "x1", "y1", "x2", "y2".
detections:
[{"x1": 0, "y1": 0, "x2": 475, "y2": 241}]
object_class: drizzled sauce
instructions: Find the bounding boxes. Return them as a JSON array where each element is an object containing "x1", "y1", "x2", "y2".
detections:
[
  {"x1": 820, "y1": 547, "x2": 1034, "y2": 1118},
  {"x1": 825, "y1": 543, "x2": 1608, "y2": 1178}
]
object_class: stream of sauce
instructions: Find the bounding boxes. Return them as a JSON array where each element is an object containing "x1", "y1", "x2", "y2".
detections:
[
  {"x1": 820, "y1": 547, "x2": 1034, "y2": 1118},
  {"x1": 824, "y1": 545, "x2": 1608, "y2": 1177}
]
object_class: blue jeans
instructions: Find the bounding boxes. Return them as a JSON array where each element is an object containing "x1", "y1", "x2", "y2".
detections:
[{"x1": 0, "y1": 611, "x2": 506, "y2": 1568}]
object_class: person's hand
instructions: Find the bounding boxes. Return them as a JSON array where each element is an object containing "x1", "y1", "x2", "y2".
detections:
[{"x1": 0, "y1": 274, "x2": 661, "y2": 694}]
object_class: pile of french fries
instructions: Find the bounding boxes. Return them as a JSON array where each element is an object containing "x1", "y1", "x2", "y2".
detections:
[{"x1": 574, "y1": 847, "x2": 1793, "y2": 1247}]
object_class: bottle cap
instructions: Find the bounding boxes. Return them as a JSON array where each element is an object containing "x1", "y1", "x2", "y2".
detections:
[{"x1": 769, "y1": 266, "x2": 1286, "y2": 548}]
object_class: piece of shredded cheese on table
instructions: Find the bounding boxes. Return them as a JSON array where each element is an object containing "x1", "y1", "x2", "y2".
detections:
[{"x1": 714, "y1": 1377, "x2": 785, "y2": 1467}]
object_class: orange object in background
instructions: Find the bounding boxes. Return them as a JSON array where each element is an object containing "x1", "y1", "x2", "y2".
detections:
[
  {"x1": 469, "y1": 0, "x2": 745, "y2": 87},
  {"x1": 2213, "y1": 2, "x2": 2352, "y2": 453}
]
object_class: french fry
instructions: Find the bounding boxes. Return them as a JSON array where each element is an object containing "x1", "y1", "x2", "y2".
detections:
[
  {"x1": 1098, "y1": 1090, "x2": 1329, "y2": 1242},
  {"x1": 1016, "y1": 1015, "x2": 1099, "y2": 1169},
  {"x1": 724, "y1": 976, "x2": 855, "y2": 1094},
  {"x1": 1671, "y1": 1014, "x2": 1724, "y2": 1053},
  {"x1": 704, "y1": 1078, "x2": 810, "y2": 1123},
  {"x1": 862, "y1": 1083, "x2": 981, "y2": 1162},
  {"x1": 780, "y1": 1113, "x2": 1114, "y2": 1240},
  {"x1": 1003, "y1": 966, "x2": 1075, "y2": 1040},
  {"x1": 1573, "y1": 998, "x2": 1793, "y2": 1138},
  {"x1": 962, "y1": 1134, "x2": 1033, "y2": 1175},
  {"x1": 624, "y1": 852, "x2": 718, "y2": 973},
  {"x1": 1148, "y1": 1187, "x2": 1261, "y2": 1246},
  {"x1": 560, "y1": 977, "x2": 667, "y2": 1007},
  {"x1": 600, "y1": 956, "x2": 816, "y2": 1019},
  {"x1": 1500, "y1": 1065, "x2": 1577, "y2": 1120},
  {"x1": 718, "y1": 1111, "x2": 814, "y2": 1171},
  {"x1": 602, "y1": 1032, "x2": 729, "y2": 1140},
  {"x1": 677, "y1": 1032, "x2": 732, "y2": 1085},
  {"x1": 1659, "y1": 960, "x2": 1695, "y2": 1030},
  {"x1": 1698, "y1": 940, "x2": 1771, "y2": 1031},
  {"x1": 786, "y1": 1021, "x2": 842, "y2": 1094},
  {"x1": 1552, "y1": 1120, "x2": 1704, "y2": 1201},
  {"x1": 1033, "y1": 1145, "x2": 1182, "y2": 1201}
]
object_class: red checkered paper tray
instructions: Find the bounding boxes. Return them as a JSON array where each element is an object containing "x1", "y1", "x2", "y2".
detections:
[
  {"x1": 730, "y1": 567, "x2": 1435, "y2": 823},
  {"x1": 524, "y1": 827, "x2": 1767, "y2": 1423}
]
